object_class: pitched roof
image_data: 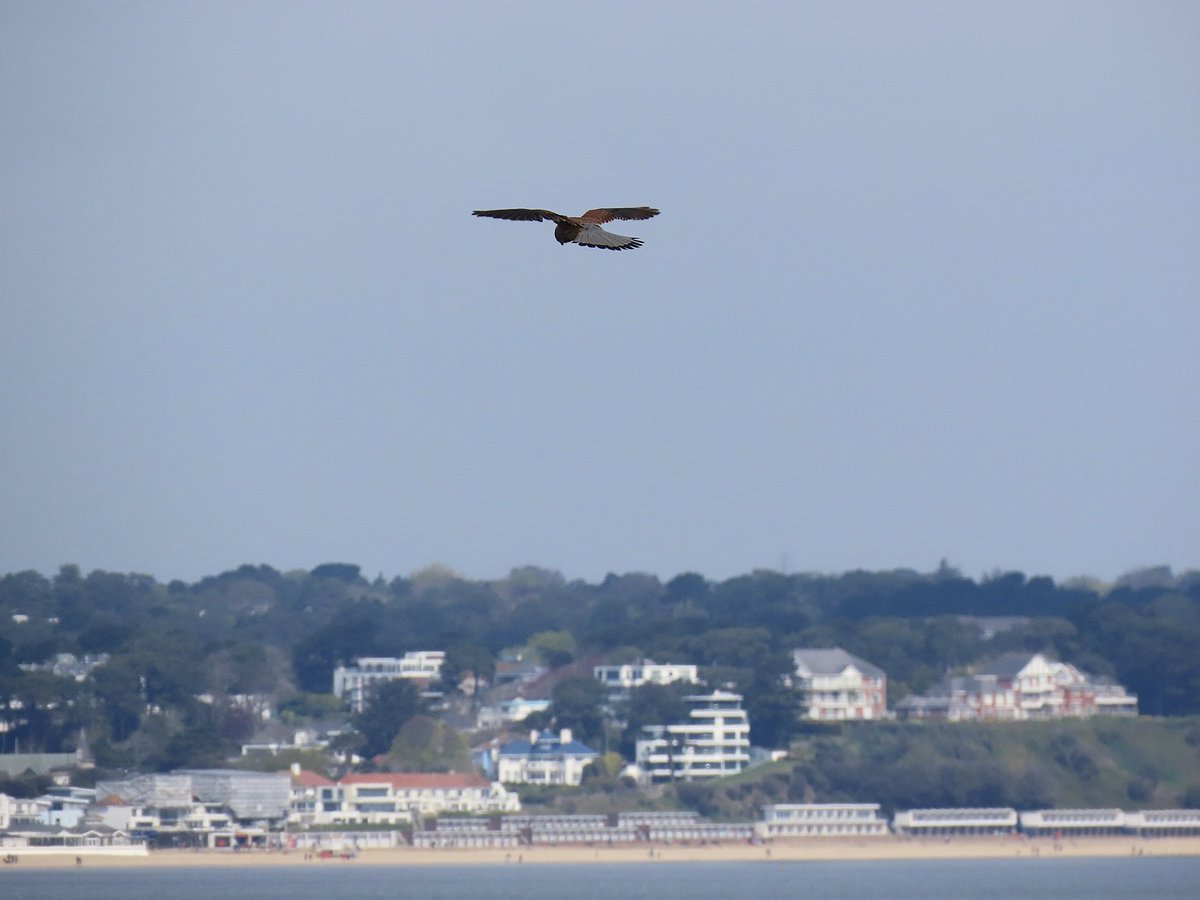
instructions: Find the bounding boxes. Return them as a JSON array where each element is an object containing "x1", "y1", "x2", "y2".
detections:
[
  {"x1": 976, "y1": 652, "x2": 1044, "y2": 679},
  {"x1": 291, "y1": 769, "x2": 335, "y2": 788},
  {"x1": 498, "y1": 734, "x2": 598, "y2": 759},
  {"x1": 791, "y1": 647, "x2": 885, "y2": 678},
  {"x1": 338, "y1": 772, "x2": 490, "y2": 789}
]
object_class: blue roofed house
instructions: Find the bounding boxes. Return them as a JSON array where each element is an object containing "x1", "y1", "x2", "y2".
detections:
[{"x1": 494, "y1": 729, "x2": 599, "y2": 786}]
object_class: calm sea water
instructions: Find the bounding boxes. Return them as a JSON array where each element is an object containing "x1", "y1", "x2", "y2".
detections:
[{"x1": 3, "y1": 858, "x2": 1198, "y2": 900}]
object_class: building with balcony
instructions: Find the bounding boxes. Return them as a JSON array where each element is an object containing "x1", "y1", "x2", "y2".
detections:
[
  {"x1": 327, "y1": 773, "x2": 518, "y2": 825},
  {"x1": 495, "y1": 728, "x2": 599, "y2": 787},
  {"x1": 635, "y1": 690, "x2": 750, "y2": 782},
  {"x1": 894, "y1": 653, "x2": 1138, "y2": 721},
  {"x1": 791, "y1": 648, "x2": 887, "y2": 720},
  {"x1": 593, "y1": 659, "x2": 699, "y2": 704},
  {"x1": 332, "y1": 652, "x2": 446, "y2": 712}
]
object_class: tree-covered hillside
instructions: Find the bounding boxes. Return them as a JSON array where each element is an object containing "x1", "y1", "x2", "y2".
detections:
[
  {"x1": 1, "y1": 562, "x2": 1198, "y2": 777},
  {"x1": 669, "y1": 716, "x2": 1200, "y2": 820}
]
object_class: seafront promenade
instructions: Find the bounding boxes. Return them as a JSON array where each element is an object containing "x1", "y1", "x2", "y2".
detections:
[{"x1": 4, "y1": 835, "x2": 1200, "y2": 869}]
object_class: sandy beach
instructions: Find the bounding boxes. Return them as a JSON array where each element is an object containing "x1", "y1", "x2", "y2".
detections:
[{"x1": 5, "y1": 836, "x2": 1199, "y2": 869}]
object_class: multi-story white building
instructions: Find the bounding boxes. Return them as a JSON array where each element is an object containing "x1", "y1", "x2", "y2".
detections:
[
  {"x1": 495, "y1": 728, "x2": 599, "y2": 787},
  {"x1": 791, "y1": 648, "x2": 888, "y2": 721},
  {"x1": 332, "y1": 651, "x2": 446, "y2": 712},
  {"x1": 759, "y1": 803, "x2": 889, "y2": 838},
  {"x1": 635, "y1": 690, "x2": 751, "y2": 782},
  {"x1": 0, "y1": 793, "x2": 47, "y2": 829},
  {"x1": 321, "y1": 773, "x2": 519, "y2": 825},
  {"x1": 894, "y1": 653, "x2": 1138, "y2": 721},
  {"x1": 593, "y1": 659, "x2": 699, "y2": 704}
]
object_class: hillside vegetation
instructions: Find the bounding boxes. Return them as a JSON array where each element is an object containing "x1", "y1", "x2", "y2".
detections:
[
  {"x1": 666, "y1": 716, "x2": 1200, "y2": 819},
  {"x1": 2, "y1": 561, "x2": 1198, "y2": 813}
]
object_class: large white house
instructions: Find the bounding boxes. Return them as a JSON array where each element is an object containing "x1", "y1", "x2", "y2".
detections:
[
  {"x1": 318, "y1": 772, "x2": 519, "y2": 825},
  {"x1": 332, "y1": 651, "x2": 446, "y2": 712},
  {"x1": 494, "y1": 728, "x2": 599, "y2": 786},
  {"x1": 635, "y1": 690, "x2": 751, "y2": 782},
  {"x1": 791, "y1": 648, "x2": 888, "y2": 720},
  {"x1": 593, "y1": 659, "x2": 699, "y2": 704},
  {"x1": 894, "y1": 653, "x2": 1138, "y2": 721},
  {"x1": 0, "y1": 793, "x2": 46, "y2": 829}
]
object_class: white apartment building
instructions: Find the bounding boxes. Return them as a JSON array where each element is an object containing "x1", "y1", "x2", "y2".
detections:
[
  {"x1": 593, "y1": 659, "x2": 699, "y2": 703},
  {"x1": 759, "y1": 803, "x2": 889, "y2": 838},
  {"x1": 0, "y1": 793, "x2": 47, "y2": 829},
  {"x1": 332, "y1": 651, "x2": 446, "y2": 712},
  {"x1": 636, "y1": 690, "x2": 751, "y2": 782},
  {"x1": 319, "y1": 773, "x2": 519, "y2": 825},
  {"x1": 791, "y1": 648, "x2": 888, "y2": 720}
]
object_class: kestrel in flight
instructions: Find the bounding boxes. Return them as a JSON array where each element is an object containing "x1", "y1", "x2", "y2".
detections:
[{"x1": 472, "y1": 206, "x2": 660, "y2": 250}]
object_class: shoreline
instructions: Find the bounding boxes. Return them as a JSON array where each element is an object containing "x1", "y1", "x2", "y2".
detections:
[{"x1": 5, "y1": 836, "x2": 1200, "y2": 869}]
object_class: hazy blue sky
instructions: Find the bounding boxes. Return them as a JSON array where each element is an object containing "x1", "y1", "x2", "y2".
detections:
[{"x1": 2, "y1": 2, "x2": 1197, "y2": 585}]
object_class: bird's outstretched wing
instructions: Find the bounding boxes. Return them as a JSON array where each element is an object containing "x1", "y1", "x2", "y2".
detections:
[
  {"x1": 579, "y1": 207, "x2": 660, "y2": 224},
  {"x1": 472, "y1": 208, "x2": 569, "y2": 224},
  {"x1": 574, "y1": 224, "x2": 643, "y2": 250}
]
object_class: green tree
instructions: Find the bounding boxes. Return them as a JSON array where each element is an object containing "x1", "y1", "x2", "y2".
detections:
[
  {"x1": 384, "y1": 715, "x2": 472, "y2": 772},
  {"x1": 292, "y1": 606, "x2": 383, "y2": 693},
  {"x1": 354, "y1": 679, "x2": 424, "y2": 757},
  {"x1": 618, "y1": 682, "x2": 691, "y2": 756},
  {"x1": 527, "y1": 630, "x2": 577, "y2": 668},
  {"x1": 547, "y1": 677, "x2": 608, "y2": 749},
  {"x1": 89, "y1": 659, "x2": 144, "y2": 741},
  {"x1": 441, "y1": 641, "x2": 495, "y2": 694}
]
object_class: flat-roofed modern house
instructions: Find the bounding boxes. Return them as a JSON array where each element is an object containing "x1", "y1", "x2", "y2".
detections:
[
  {"x1": 333, "y1": 652, "x2": 446, "y2": 712},
  {"x1": 892, "y1": 807, "x2": 1018, "y2": 836},
  {"x1": 0, "y1": 793, "x2": 47, "y2": 829},
  {"x1": 635, "y1": 690, "x2": 751, "y2": 782},
  {"x1": 593, "y1": 659, "x2": 699, "y2": 704},
  {"x1": 790, "y1": 648, "x2": 888, "y2": 720},
  {"x1": 329, "y1": 772, "x2": 519, "y2": 825},
  {"x1": 759, "y1": 803, "x2": 889, "y2": 838}
]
